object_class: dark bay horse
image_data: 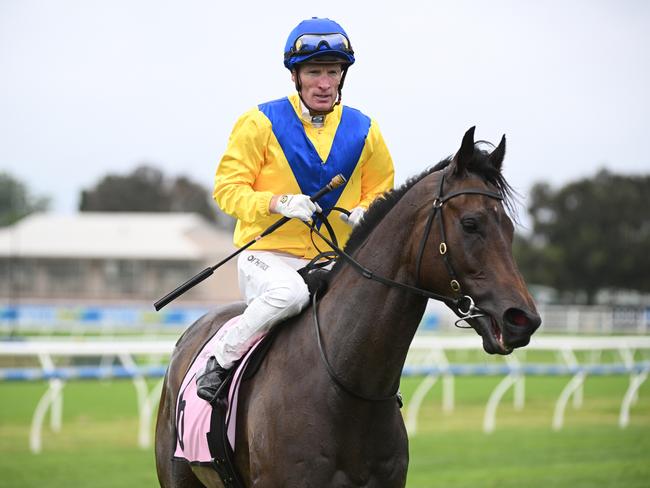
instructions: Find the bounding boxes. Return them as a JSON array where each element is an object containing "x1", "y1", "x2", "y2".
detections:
[{"x1": 155, "y1": 127, "x2": 541, "y2": 487}]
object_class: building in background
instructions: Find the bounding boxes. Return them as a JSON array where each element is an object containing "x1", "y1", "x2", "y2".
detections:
[
  {"x1": 2, "y1": 213, "x2": 648, "y2": 335},
  {"x1": 0, "y1": 212, "x2": 240, "y2": 305}
]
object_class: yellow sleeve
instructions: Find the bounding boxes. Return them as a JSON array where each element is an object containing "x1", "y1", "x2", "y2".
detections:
[
  {"x1": 213, "y1": 109, "x2": 275, "y2": 223},
  {"x1": 358, "y1": 120, "x2": 395, "y2": 209}
]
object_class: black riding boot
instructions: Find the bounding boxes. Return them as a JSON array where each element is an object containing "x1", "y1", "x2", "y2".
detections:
[{"x1": 196, "y1": 356, "x2": 230, "y2": 403}]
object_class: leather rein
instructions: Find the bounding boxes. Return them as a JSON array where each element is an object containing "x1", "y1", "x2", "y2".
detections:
[{"x1": 305, "y1": 171, "x2": 504, "y2": 402}]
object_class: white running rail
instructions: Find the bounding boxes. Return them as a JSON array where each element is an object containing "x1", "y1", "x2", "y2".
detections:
[
  {"x1": 0, "y1": 340, "x2": 174, "y2": 453},
  {"x1": 405, "y1": 335, "x2": 650, "y2": 434},
  {"x1": 1, "y1": 335, "x2": 649, "y2": 452}
]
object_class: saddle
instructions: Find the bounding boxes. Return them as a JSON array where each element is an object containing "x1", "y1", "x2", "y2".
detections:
[
  {"x1": 173, "y1": 263, "x2": 332, "y2": 487},
  {"x1": 207, "y1": 329, "x2": 277, "y2": 488},
  {"x1": 173, "y1": 316, "x2": 278, "y2": 488}
]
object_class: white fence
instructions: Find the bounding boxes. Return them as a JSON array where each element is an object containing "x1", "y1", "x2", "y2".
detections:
[
  {"x1": 0, "y1": 340, "x2": 174, "y2": 453},
  {"x1": 1, "y1": 335, "x2": 649, "y2": 453},
  {"x1": 536, "y1": 304, "x2": 650, "y2": 334},
  {"x1": 421, "y1": 301, "x2": 650, "y2": 334},
  {"x1": 405, "y1": 335, "x2": 650, "y2": 435}
]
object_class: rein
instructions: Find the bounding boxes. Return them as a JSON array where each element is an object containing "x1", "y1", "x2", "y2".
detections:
[
  {"x1": 306, "y1": 173, "x2": 504, "y2": 317},
  {"x1": 305, "y1": 171, "x2": 504, "y2": 402},
  {"x1": 311, "y1": 290, "x2": 399, "y2": 402}
]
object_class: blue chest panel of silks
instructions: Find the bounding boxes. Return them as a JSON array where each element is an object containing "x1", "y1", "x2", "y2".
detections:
[{"x1": 258, "y1": 97, "x2": 371, "y2": 222}]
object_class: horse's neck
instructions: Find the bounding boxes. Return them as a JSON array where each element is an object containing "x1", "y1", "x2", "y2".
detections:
[{"x1": 319, "y1": 196, "x2": 429, "y2": 397}]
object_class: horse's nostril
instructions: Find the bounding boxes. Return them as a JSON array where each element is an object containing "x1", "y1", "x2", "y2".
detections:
[{"x1": 505, "y1": 308, "x2": 530, "y2": 327}]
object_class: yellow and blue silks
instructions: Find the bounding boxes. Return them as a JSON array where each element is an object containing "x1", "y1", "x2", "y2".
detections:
[
  {"x1": 258, "y1": 97, "x2": 370, "y2": 224},
  {"x1": 213, "y1": 93, "x2": 394, "y2": 259}
]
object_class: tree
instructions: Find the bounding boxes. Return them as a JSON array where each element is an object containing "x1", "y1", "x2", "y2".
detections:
[
  {"x1": 515, "y1": 169, "x2": 650, "y2": 303},
  {"x1": 79, "y1": 165, "x2": 234, "y2": 229},
  {"x1": 0, "y1": 172, "x2": 50, "y2": 226}
]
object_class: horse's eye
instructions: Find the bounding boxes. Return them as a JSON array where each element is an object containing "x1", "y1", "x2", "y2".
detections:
[{"x1": 461, "y1": 218, "x2": 479, "y2": 233}]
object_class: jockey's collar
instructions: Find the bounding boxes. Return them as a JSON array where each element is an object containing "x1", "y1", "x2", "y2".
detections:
[{"x1": 300, "y1": 99, "x2": 327, "y2": 128}]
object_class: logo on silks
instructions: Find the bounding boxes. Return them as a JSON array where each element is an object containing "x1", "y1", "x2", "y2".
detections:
[
  {"x1": 247, "y1": 255, "x2": 269, "y2": 271},
  {"x1": 280, "y1": 195, "x2": 289, "y2": 204}
]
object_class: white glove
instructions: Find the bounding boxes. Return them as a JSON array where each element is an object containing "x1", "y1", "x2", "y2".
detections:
[
  {"x1": 339, "y1": 206, "x2": 366, "y2": 227},
  {"x1": 273, "y1": 194, "x2": 322, "y2": 222}
]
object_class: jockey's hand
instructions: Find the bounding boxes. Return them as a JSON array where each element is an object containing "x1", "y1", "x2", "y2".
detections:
[
  {"x1": 271, "y1": 194, "x2": 322, "y2": 222},
  {"x1": 339, "y1": 206, "x2": 366, "y2": 227}
]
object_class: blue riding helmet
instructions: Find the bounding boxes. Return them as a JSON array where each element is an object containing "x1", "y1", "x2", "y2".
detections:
[{"x1": 284, "y1": 18, "x2": 355, "y2": 71}]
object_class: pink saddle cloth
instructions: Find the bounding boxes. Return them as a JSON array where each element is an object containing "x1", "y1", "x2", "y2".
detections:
[{"x1": 173, "y1": 315, "x2": 265, "y2": 463}]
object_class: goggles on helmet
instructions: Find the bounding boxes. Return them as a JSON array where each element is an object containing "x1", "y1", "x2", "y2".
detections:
[{"x1": 284, "y1": 33, "x2": 353, "y2": 60}]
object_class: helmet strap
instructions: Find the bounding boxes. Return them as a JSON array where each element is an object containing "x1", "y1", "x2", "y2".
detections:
[{"x1": 337, "y1": 65, "x2": 349, "y2": 104}]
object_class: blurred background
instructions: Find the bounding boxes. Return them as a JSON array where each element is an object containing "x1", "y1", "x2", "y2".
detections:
[{"x1": 1, "y1": 1, "x2": 648, "y2": 487}]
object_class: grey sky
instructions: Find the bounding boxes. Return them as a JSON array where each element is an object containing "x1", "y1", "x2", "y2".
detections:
[{"x1": 1, "y1": 0, "x2": 649, "y2": 224}]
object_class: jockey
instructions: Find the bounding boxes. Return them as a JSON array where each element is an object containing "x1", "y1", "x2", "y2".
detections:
[{"x1": 196, "y1": 17, "x2": 394, "y2": 402}]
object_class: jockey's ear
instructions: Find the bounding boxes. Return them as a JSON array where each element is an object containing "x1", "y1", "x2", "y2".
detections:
[
  {"x1": 454, "y1": 126, "x2": 475, "y2": 174},
  {"x1": 489, "y1": 135, "x2": 506, "y2": 171}
]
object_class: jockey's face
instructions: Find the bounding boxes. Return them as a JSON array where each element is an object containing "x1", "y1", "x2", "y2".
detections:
[{"x1": 292, "y1": 62, "x2": 343, "y2": 112}]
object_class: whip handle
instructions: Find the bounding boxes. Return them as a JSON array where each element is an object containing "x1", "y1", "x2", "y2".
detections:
[{"x1": 153, "y1": 267, "x2": 213, "y2": 311}]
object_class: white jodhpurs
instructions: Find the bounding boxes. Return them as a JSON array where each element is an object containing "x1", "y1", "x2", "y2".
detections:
[{"x1": 213, "y1": 250, "x2": 310, "y2": 369}]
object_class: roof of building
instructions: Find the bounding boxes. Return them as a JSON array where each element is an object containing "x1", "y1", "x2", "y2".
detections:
[{"x1": 0, "y1": 212, "x2": 235, "y2": 260}]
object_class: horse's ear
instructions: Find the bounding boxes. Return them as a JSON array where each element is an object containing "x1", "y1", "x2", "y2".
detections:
[
  {"x1": 489, "y1": 134, "x2": 506, "y2": 171},
  {"x1": 454, "y1": 126, "x2": 475, "y2": 174}
]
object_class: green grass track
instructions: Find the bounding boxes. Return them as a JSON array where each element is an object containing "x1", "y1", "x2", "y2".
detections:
[{"x1": 1, "y1": 375, "x2": 648, "y2": 487}]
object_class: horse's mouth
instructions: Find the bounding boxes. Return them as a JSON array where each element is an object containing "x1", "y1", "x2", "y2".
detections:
[{"x1": 468, "y1": 315, "x2": 512, "y2": 355}]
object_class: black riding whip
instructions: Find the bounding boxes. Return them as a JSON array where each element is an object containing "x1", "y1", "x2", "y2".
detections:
[{"x1": 153, "y1": 174, "x2": 347, "y2": 311}]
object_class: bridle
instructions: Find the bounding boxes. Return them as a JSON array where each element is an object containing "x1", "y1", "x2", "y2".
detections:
[
  {"x1": 308, "y1": 169, "x2": 505, "y2": 320},
  {"x1": 305, "y1": 169, "x2": 505, "y2": 402},
  {"x1": 414, "y1": 172, "x2": 504, "y2": 325}
]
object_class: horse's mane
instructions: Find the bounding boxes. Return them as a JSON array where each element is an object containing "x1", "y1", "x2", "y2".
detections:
[{"x1": 342, "y1": 142, "x2": 518, "y2": 257}]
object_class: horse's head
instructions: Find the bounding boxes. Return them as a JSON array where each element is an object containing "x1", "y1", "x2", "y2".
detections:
[{"x1": 413, "y1": 127, "x2": 541, "y2": 354}]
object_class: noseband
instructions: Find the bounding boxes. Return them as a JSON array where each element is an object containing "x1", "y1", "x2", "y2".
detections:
[{"x1": 414, "y1": 173, "x2": 503, "y2": 323}]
